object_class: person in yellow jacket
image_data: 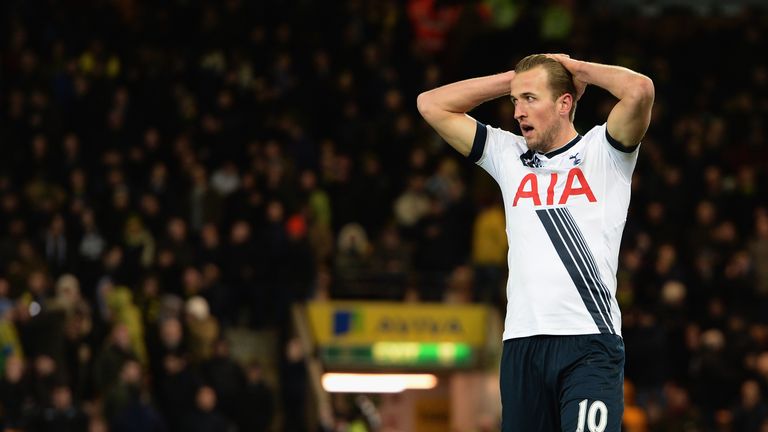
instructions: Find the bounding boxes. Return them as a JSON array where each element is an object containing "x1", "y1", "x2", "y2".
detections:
[
  {"x1": 471, "y1": 199, "x2": 508, "y2": 304},
  {"x1": 105, "y1": 286, "x2": 147, "y2": 365},
  {"x1": 0, "y1": 313, "x2": 24, "y2": 368}
]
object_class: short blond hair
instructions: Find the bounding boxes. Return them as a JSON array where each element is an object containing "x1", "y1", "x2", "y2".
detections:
[{"x1": 515, "y1": 54, "x2": 577, "y2": 121}]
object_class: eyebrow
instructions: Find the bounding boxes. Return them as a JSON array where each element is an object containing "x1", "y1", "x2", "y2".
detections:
[{"x1": 513, "y1": 92, "x2": 536, "y2": 99}]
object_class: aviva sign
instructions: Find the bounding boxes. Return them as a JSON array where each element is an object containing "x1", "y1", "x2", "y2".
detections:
[{"x1": 308, "y1": 301, "x2": 488, "y2": 346}]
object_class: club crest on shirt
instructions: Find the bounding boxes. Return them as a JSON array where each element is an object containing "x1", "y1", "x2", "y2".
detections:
[{"x1": 569, "y1": 153, "x2": 582, "y2": 165}]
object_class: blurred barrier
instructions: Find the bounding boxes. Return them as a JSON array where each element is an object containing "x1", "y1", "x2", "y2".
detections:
[{"x1": 292, "y1": 303, "x2": 335, "y2": 431}]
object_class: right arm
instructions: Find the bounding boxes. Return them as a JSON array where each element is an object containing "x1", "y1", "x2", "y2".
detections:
[{"x1": 416, "y1": 71, "x2": 516, "y2": 156}]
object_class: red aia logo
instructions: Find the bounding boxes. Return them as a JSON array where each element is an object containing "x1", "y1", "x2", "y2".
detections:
[{"x1": 512, "y1": 168, "x2": 596, "y2": 207}]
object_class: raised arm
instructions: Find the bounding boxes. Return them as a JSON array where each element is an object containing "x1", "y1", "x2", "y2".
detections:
[
  {"x1": 550, "y1": 55, "x2": 655, "y2": 149},
  {"x1": 416, "y1": 71, "x2": 515, "y2": 156}
]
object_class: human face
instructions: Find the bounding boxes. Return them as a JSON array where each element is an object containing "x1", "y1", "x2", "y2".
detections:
[{"x1": 510, "y1": 67, "x2": 562, "y2": 153}]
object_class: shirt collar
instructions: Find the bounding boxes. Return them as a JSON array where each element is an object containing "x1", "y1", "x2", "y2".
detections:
[{"x1": 542, "y1": 134, "x2": 583, "y2": 158}]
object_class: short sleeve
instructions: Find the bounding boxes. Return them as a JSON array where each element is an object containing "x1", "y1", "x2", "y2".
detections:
[
  {"x1": 596, "y1": 123, "x2": 640, "y2": 184},
  {"x1": 472, "y1": 121, "x2": 520, "y2": 183}
]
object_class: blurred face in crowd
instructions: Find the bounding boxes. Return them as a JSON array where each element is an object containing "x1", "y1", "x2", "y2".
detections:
[
  {"x1": 32, "y1": 134, "x2": 48, "y2": 159},
  {"x1": 163, "y1": 354, "x2": 186, "y2": 374},
  {"x1": 140, "y1": 194, "x2": 160, "y2": 217},
  {"x1": 160, "y1": 318, "x2": 183, "y2": 348},
  {"x1": 741, "y1": 379, "x2": 761, "y2": 407},
  {"x1": 182, "y1": 266, "x2": 203, "y2": 294},
  {"x1": 230, "y1": 220, "x2": 251, "y2": 244},
  {"x1": 246, "y1": 362, "x2": 263, "y2": 383},
  {"x1": 34, "y1": 355, "x2": 56, "y2": 377},
  {"x1": 62, "y1": 133, "x2": 80, "y2": 158},
  {"x1": 120, "y1": 360, "x2": 142, "y2": 385},
  {"x1": 196, "y1": 386, "x2": 217, "y2": 412},
  {"x1": 52, "y1": 385, "x2": 73, "y2": 410},
  {"x1": 1, "y1": 194, "x2": 19, "y2": 215},
  {"x1": 27, "y1": 271, "x2": 49, "y2": 296},
  {"x1": 144, "y1": 128, "x2": 160, "y2": 149},
  {"x1": 0, "y1": 278, "x2": 9, "y2": 299},
  {"x1": 89, "y1": 417, "x2": 108, "y2": 432},
  {"x1": 151, "y1": 163, "x2": 167, "y2": 186},
  {"x1": 112, "y1": 324, "x2": 132, "y2": 351},
  {"x1": 4, "y1": 356, "x2": 24, "y2": 382},
  {"x1": 200, "y1": 223, "x2": 219, "y2": 247},
  {"x1": 300, "y1": 170, "x2": 317, "y2": 191},
  {"x1": 168, "y1": 218, "x2": 187, "y2": 241},
  {"x1": 202, "y1": 263, "x2": 220, "y2": 284},
  {"x1": 70, "y1": 169, "x2": 86, "y2": 191},
  {"x1": 510, "y1": 65, "x2": 572, "y2": 153},
  {"x1": 266, "y1": 201, "x2": 284, "y2": 223},
  {"x1": 213, "y1": 339, "x2": 230, "y2": 358},
  {"x1": 49, "y1": 214, "x2": 65, "y2": 234}
]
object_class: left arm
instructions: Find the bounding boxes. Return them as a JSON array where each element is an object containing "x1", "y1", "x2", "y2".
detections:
[{"x1": 550, "y1": 55, "x2": 655, "y2": 148}]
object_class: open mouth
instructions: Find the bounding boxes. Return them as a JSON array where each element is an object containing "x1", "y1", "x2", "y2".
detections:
[{"x1": 521, "y1": 125, "x2": 534, "y2": 135}]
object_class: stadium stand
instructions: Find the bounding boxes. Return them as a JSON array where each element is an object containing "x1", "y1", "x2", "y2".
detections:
[{"x1": 2, "y1": 0, "x2": 768, "y2": 430}]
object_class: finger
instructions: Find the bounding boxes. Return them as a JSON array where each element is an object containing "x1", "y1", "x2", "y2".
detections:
[{"x1": 545, "y1": 53, "x2": 571, "y2": 63}]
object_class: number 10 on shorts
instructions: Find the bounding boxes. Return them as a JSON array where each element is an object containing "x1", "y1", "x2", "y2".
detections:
[{"x1": 575, "y1": 399, "x2": 608, "y2": 432}]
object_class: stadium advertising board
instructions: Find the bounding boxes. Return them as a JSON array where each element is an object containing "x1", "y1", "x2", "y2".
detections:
[{"x1": 306, "y1": 301, "x2": 488, "y2": 368}]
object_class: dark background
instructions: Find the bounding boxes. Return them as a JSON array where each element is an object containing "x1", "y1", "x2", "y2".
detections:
[{"x1": 2, "y1": 0, "x2": 768, "y2": 431}]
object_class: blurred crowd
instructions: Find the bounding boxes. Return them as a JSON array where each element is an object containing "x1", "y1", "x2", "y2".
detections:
[{"x1": 2, "y1": 0, "x2": 768, "y2": 431}]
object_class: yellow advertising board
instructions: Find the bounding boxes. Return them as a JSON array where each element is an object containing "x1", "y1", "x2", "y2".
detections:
[
  {"x1": 306, "y1": 301, "x2": 488, "y2": 346},
  {"x1": 414, "y1": 397, "x2": 450, "y2": 432}
]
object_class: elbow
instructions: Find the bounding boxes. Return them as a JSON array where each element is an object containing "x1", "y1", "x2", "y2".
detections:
[
  {"x1": 416, "y1": 91, "x2": 437, "y2": 119},
  {"x1": 416, "y1": 91, "x2": 433, "y2": 118},
  {"x1": 629, "y1": 75, "x2": 655, "y2": 105}
]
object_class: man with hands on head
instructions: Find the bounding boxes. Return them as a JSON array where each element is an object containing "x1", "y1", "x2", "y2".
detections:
[{"x1": 417, "y1": 54, "x2": 654, "y2": 431}]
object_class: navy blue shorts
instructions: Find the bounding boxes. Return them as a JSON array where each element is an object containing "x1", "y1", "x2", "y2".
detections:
[{"x1": 500, "y1": 334, "x2": 625, "y2": 432}]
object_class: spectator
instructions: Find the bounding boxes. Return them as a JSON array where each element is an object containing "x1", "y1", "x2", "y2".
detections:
[
  {"x1": 42, "y1": 213, "x2": 72, "y2": 277},
  {"x1": 236, "y1": 360, "x2": 274, "y2": 432},
  {"x1": 181, "y1": 385, "x2": 233, "y2": 432},
  {"x1": 370, "y1": 222, "x2": 412, "y2": 292},
  {"x1": 200, "y1": 339, "x2": 244, "y2": 421},
  {"x1": 299, "y1": 169, "x2": 334, "y2": 265},
  {"x1": 623, "y1": 379, "x2": 649, "y2": 432},
  {"x1": 471, "y1": 198, "x2": 507, "y2": 304},
  {"x1": 30, "y1": 355, "x2": 63, "y2": 408},
  {"x1": 29, "y1": 383, "x2": 88, "y2": 432},
  {"x1": 730, "y1": 379, "x2": 768, "y2": 432},
  {"x1": 750, "y1": 210, "x2": 768, "y2": 319},
  {"x1": 654, "y1": 382, "x2": 702, "y2": 432},
  {"x1": 160, "y1": 218, "x2": 195, "y2": 272},
  {"x1": 147, "y1": 317, "x2": 185, "y2": 389},
  {"x1": 184, "y1": 296, "x2": 219, "y2": 364},
  {"x1": 188, "y1": 165, "x2": 223, "y2": 233},
  {"x1": 335, "y1": 222, "x2": 373, "y2": 282},
  {"x1": 156, "y1": 353, "x2": 199, "y2": 432},
  {"x1": 105, "y1": 286, "x2": 146, "y2": 365},
  {"x1": 0, "y1": 355, "x2": 32, "y2": 430},
  {"x1": 104, "y1": 359, "x2": 163, "y2": 431},
  {"x1": 196, "y1": 223, "x2": 223, "y2": 268},
  {"x1": 122, "y1": 216, "x2": 156, "y2": 274},
  {"x1": 92, "y1": 324, "x2": 136, "y2": 398},
  {"x1": 74, "y1": 208, "x2": 106, "y2": 299},
  {"x1": 689, "y1": 329, "x2": 741, "y2": 426}
]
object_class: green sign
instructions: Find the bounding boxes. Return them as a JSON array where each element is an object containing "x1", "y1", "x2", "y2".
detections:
[{"x1": 321, "y1": 342, "x2": 473, "y2": 368}]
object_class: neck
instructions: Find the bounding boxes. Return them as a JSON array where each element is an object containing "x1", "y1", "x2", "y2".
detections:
[{"x1": 540, "y1": 123, "x2": 578, "y2": 154}]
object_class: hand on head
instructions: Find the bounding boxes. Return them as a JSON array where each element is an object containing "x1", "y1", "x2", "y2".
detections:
[{"x1": 545, "y1": 53, "x2": 587, "y2": 101}]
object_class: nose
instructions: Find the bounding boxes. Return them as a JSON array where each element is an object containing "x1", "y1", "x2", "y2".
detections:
[{"x1": 514, "y1": 104, "x2": 526, "y2": 121}]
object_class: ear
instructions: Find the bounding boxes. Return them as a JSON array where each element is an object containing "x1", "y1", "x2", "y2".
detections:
[{"x1": 557, "y1": 93, "x2": 574, "y2": 118}]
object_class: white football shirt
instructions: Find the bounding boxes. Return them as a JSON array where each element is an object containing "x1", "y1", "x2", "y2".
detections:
[{"x1": 470, "y1": 121, "x2": 639, "y2": 340}]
